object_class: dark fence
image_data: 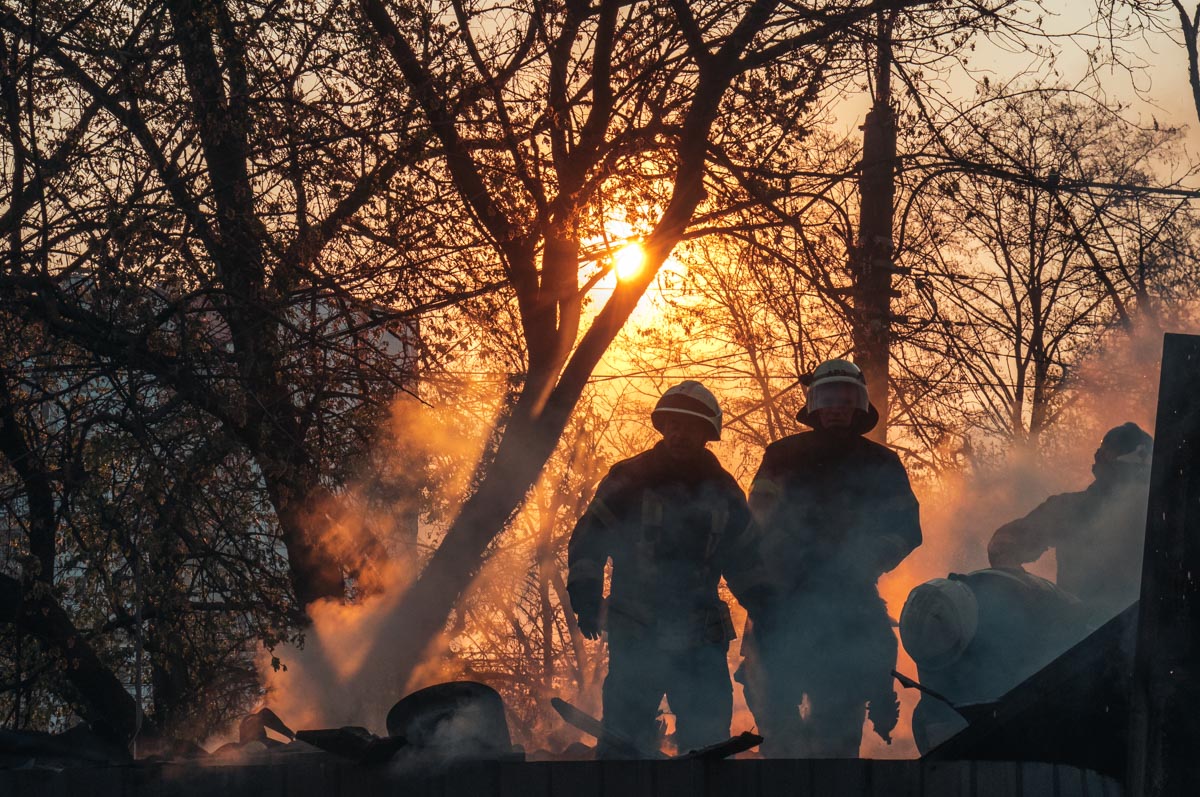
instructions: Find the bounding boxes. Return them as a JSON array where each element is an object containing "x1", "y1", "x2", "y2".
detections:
[{"x1": 0, "y1": 757, "x2": 1121, "y2": 797}]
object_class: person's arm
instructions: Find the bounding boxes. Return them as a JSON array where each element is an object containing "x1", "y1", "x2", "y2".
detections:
[
  {"x1": 865, "y1": 452, "x2": 922, "y2": 577},
  {"x1": 566, "y1": 470, "x2": 623, "y2": 639},
  {"x1": 716, "y1": 479, "x2": 774, "y2": 624},
  {"x1": 987, "y1": 492, "x2": 1079, "y2": 569},
  {"x1": 748, "y1": 445, "x2": 785, "y2": 527}
]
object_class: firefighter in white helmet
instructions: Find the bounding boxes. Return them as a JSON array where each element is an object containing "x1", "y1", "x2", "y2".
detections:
[
  {"x1": 740, "y1": 358, "x2": 922, "y2": 757},
  {"x1": 566, "y1": 381, "x2": 770, "y2": 757},
  {"x1": 899, "y1": 568, "x2": 1088, "y2": 752}
]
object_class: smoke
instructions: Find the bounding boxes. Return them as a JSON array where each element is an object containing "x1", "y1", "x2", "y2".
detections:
[
  {"x1": 866, "y1": 316, "x2": 1196, "y2": 758},
  {"x1": 254, "y1": 387, "x2": 501, "y2": 736},
  {"x1": 236, "y1": 314, "x2": 1196, "y2": 762},
  {"x1": 386, "y1": 698, "x2": 508, "y2": 773},
  {"x1": 254, "y1": 561, "x2": 417, "y2": 732}
]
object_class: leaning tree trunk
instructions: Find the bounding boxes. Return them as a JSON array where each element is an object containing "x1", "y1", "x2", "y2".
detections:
[{"x1": 363, "y1": 391, "x2": 573, "y2": 690}]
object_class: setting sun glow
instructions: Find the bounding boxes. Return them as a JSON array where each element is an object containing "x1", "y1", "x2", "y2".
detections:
[{"x1": 613, "y1": 242, "x2": 646, "y2": 282}]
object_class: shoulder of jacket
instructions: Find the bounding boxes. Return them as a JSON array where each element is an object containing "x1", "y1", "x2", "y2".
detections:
[
  {"x1": 859, "y1": 437, "x2": 904, "y2": 463},
  {"x1": 710, "y1": 464, "x2": 746, "y2": 497},
  {"x1": 604, "y1": 448, "x2": 663, "y2": 487},
  {"x1": 606, "y1": 452, "x2": 645, "y2": 478},
  {"x1": 1041, "y1": 488, "x2": 1092, "y2": 510},
  {"x1": 764, "y1": 432, "x2": 814, "y2": 457}
]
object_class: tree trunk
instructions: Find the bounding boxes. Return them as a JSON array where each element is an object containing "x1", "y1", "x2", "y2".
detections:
[
  {"x1": 362, "y1": 393, "x2": 568, "y2": 690},
  {"x1": 263, "y1": 476, "x2": 348, "y2": 607}
]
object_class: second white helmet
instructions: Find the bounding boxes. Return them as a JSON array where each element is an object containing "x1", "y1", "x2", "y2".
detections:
[
  {"x1": 806, "y1": 358, "x2": 870, "y2": 413},
  {"x1": 899, "y1": 578, "x2": 979, "y2": 671}
]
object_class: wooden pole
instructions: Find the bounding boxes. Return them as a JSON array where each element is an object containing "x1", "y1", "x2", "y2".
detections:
[{"x1": 851, "y1": 13, "x2": 897, "y2": 444}]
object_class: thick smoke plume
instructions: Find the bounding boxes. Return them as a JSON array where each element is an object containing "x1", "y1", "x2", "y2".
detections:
[{"x1": 254, "y1": 388, "x2": 501, "y2": 736}]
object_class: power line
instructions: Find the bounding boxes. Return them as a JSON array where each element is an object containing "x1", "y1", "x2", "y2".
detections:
[
  {"x1": 417, "y1": 321, "x2": 1062, "y2": 393},
  {"x1": 417, "y1": 371, "x2": 1040, "y2": 391}
]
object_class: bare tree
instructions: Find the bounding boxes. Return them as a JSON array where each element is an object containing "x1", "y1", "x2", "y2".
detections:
[
  {"x1": 0, "y1": 309, "x2": 299, "y2": 741},
  {"x1": 896, "y1": 88, "x2": 1200, "y2": 459},
  {"x1": 1099, "y1": 0, "x2": 1200, "y2": 124},
  {"x1": 0, "y1": 0, "x2": 426, "y2": 610},
  {"x1": 354, "y1": 0, "x2": 989, "y2": 688}
]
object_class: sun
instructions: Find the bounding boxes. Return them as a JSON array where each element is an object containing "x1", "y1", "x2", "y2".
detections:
[{"x1": 613, "y1": 242, "x2": 646, "y2": 282}]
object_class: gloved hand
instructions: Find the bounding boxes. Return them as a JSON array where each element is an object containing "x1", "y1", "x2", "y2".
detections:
[
  {"x1": 577, "y1": 606, "x2": 602, "y2": 640},
  {"x1": 738, "y1": 585, "x2": 777, "y2": 635},
  {"x1": 734, "y1": 585, "x2": 772, "y2": 624},
  {"x1": 868, "y1": 690, "x2": 900, "y2": 744},
  {"x1": 568, "y1": 582, "x2": 603, "y2": 640}
]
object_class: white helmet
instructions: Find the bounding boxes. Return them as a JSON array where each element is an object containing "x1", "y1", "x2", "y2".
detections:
[
  {"x1": 806, "y1": 358, "x2": 869, "y2": 412},
  {"x1": 899, "y1": 578, "x2": 979, "y2": 671},
  {"x1": 651, "y1": 381, "x2": 722, "y2": 441}
]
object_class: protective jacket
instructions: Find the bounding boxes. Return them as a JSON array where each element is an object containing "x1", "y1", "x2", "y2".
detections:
[
  {"x1": 749, "y1": 428, "x2": 922, "y2": 592},
  {"x1": 987, "y1": 460, "x2": 1150, "y2": 623},
  {"x1": 566, "y1": 442, "x2": 760, "y2": 648},
  {"x1": 743, "y1": 417, "x2": 921, "y2": 756}
]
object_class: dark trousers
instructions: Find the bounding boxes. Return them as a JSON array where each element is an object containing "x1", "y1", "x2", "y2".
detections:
[
  {"x1": 749, "y1": 672, "x2": 865, "y2": 757},
  {"x1": 743, "y1": 590, "x2": 894, "y2": 758},
  {"x1": 599, "y1": 637, "x2": 732, "y2": 758}
]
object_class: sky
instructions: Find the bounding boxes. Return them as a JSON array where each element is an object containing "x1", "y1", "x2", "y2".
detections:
[{"x1": 824, "y1": 1, "x2": 1200, "y2": 154}]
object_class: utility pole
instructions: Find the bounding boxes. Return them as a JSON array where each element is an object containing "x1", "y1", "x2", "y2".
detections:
[{"x1": 850, "y1": 12, "x2": 898, "y2": 444}]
